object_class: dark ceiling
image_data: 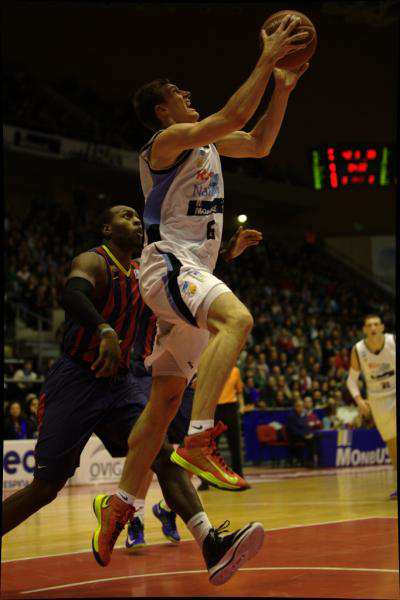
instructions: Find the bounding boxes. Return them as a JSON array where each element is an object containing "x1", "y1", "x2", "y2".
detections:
[
  {"x1": 3, "y1": 1, "x2": 398, "y2": 154},
  {"x1": 3, "y1": 1, "x2": 398, "y2": 236}
]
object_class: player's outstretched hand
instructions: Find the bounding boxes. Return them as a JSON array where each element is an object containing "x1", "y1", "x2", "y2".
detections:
[
  {"x1": 91, "y1": 330, "x2": 121, "y2": 378},
  {"x1": 273, "y1": 62, "x2": 309, "y2": 92},
  {"x1": 227, "y1": 226, "x2": 263, "y2": 260},
  {"x1": 260, "y1": 15, "x2": 310, "y2": 65}
]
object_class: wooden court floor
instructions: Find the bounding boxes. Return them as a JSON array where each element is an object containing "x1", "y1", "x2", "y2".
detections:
[{"x1": 1, "y1": 465, "x2": 398, "y2": 598}]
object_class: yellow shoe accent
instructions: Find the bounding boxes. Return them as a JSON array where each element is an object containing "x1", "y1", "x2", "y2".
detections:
[
  {"x1": 170, "y1": 451, "x2": 238, "y2": 490},
  {"x1": 92, "y1": 494, "x2": 109, "y2": 557}
]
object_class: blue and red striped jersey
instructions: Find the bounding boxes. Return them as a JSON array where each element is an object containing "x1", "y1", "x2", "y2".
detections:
[{"x1": 62, "y1": 245, "x2": 148, "y2": 371}]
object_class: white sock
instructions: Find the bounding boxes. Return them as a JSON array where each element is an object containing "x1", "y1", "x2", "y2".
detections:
[
  {"x1": 133, "y1": 498, "x2": 145, "y2": 521},
  {"x1": 116, "y1": 488, "x2": 135, "y2": 507},
  {"x1": 186, "y1": 511, "x2": 212, "y2": 547},
  {"x1": 188, "y1": 420, "x2": 214, "y2": 435}
]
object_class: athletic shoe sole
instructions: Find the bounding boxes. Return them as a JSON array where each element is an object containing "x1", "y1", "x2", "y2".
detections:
[
  {"x1": 125, "y1": 542, "x2": 146, "y2": 551},
  {"x1": 208, "y1": 522, "x2": 265, "y2": 586},
  {"x1": 92, "y1": 494, "x2": 108, "y2": 567},
  {"x1": 170, "y1": 451, "x2": 249, "y2": 492}
]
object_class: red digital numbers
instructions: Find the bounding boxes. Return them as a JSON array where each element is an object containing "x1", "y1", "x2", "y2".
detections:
[{"x1": 323, "y1": 146, "x2": 381, "y2": 189}]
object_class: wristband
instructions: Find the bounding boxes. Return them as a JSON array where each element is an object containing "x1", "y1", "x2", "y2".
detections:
[{"x1": 99, "y1": 327, "x2": 116, "y2": 337}]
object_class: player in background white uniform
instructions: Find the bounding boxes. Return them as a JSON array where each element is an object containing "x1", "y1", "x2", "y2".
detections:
[
  {"x1": 346, "y1": 314, "x2": 397, "y2": 499},
  {"x1": 92, "y1": 15, "x2": 311, "y2": 566}
]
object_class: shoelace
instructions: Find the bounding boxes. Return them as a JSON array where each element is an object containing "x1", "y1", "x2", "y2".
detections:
[
  {"x1": 214, "y1": 520, "x2": 231, "y2": 537},
  {"x1": 208, "y1": 437, "x2": 236, "y2": 475}
]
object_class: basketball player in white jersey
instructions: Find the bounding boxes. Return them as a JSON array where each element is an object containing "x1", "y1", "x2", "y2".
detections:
[
  {"x1": 346, "y1": 314, "x2": 397, "y2": 498},
  {"x1": 92, "y1": 15, "x2": 311, "y2": 566}
]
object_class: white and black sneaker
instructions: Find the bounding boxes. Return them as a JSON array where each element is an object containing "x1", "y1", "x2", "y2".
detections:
[{"x1": 202, "y1": 520, "x2": 264, "y2": 586}]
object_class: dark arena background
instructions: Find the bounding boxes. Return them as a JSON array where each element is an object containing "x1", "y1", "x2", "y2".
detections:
[{"x1": 2, "y1": 1, "x2": 398, "y2": 599}]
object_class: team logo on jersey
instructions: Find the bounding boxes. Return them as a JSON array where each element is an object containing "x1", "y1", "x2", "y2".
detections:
[
  {"x1": 187, "y1": 269, "x2": 205, "y2": 282},
  {"x1": 187, "y1": 197, "x2": 224, "y2": 216},
  {"x1": 192, "y1": 173, "x2": 220, "y2": 197},
  {"x1": 182, "y1": 281, "x2": 197, "y2": 296}
]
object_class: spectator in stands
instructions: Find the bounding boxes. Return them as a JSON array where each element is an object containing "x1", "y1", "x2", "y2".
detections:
[
  {"x1": 322, "y1": 398, "x2": 341, "y2": 430},
  {"x1": 243, "y1": 378, "x2": 261, "y2": 407},
  {"x1": 16, "y1": 264, "x2": 31, "y2": 284},
  {"x1": 303, "y1": 397, "x2": 322, "y2": 431},
  {"x1": 286, "y1": 399, "x2": 318, "y2": 467},
  {"x1": 13, "y1": 360, "x2": 38, "y2": 391},
  {"x1": 25, "y1": 393, "x2": 39, "y2": 438},
  {"x1": 4, "y1": 401, "x2": 33, "y2": 440}
]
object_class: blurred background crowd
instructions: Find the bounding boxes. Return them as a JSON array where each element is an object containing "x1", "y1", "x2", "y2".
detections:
[{"x1": 4, "y1": 197, "x2": 394, "y2": 445}]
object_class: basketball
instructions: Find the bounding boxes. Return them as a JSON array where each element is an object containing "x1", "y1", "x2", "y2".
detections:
[{"x1": 262, "y1": 10, "x2": 317, "y2": 69}]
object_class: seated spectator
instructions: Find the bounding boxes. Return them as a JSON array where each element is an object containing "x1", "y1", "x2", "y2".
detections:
[
  {"x1": 286, "y1": 399, "x2": 319, "y2": 467},
  {"x1": 298, "y1": 367, "x2": 312, "y2": 394},
  {"x1": 322, "y1": 398, "x2": 341, "y2": 430},
  {"x1": 312, "y1": 389, "x2": 325, "y2": 408},
  {"x1": 277, "y1": 375, "x2": 292, "y2": 402},
  {"x1": 25, "y1": 393, "x2": 39, "y2": 438},
  {"x1": 16, "y1": 264, "x2": 31, "y2": 284},
  {"x1": 4, "y1": 401, "x2": 33, "y2": 439},
  {"x1": 244, "y1": 378, "x2": 261, "y2": 406},
  {"x1": 265, "y1": 375, "x2": 277, "y2": 402},
  {"x1": 256, "y1": 353, "x2": 269, "y2": 379},
  {"x1": 274, "y1": 390, "x2": 289, "y2": 408},
  {"x1": 13, "y1": 359, "x2": 38, "y2": 391},
  {"x1": 304, "y1": 397, "x2": 323, "y2": 431}
]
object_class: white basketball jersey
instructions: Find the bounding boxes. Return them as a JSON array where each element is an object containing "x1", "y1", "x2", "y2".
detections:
[
  {"x1": 355, "y1": 333, "x2": 396, "y2": 399},
  {"x1": 138, "y1": 131, "x2": 224, "y2": 288}
]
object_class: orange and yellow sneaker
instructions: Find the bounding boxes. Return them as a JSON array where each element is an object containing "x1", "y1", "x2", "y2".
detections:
[
  {"x1": 92, "y1": 494, "x2": 135, "y2": 567},
  {"x1": 170, "y1": 422, "x2": 250, "y2": 491}
]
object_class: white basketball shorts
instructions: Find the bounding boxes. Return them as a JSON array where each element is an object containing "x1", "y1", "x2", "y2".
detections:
[
  {"x1": 368, "y1": 393, "x2": 397, "y2": 442},
  {"x1": 140, "y1": 258, "x2": 232, "y2": 382}
]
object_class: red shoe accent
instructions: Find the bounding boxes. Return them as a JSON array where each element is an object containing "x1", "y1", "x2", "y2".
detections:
[{"x1": 173, "y1": 422, "x2": 250, "y2": 491}]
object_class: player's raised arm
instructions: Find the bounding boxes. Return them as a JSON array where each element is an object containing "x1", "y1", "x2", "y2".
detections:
[
  {"x1": 152, "y1": 15, "x2": 309, "y2": 162},
  {"x1": 216, "y1": 62, "x2": 309, "y2": 158}
]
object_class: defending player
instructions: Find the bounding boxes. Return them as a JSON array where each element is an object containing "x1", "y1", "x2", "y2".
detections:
[
  {"x1": 91, "y1": 15, "x2": 310, "y2": 566},
  {"x1": 346, "y1": 314, "x2": 396, "y2": 498},
  {"x1": 3, "y1": 205, "x2": 265, "y2": 585}
]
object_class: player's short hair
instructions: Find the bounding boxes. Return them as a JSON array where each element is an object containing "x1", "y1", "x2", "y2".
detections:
[
  {"x1": 133, "y1": 78, "x2": 170, "y2": 131},
  {"x1": 363, "y1": 313, "x2": 382, "y2": 325}
]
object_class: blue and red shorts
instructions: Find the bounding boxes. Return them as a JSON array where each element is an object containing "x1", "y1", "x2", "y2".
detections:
[{"x1": 34, "y1": 355, "x2": 193, "y2": 482}]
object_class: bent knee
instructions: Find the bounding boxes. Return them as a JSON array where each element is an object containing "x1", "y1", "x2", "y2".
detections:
[{"x1": 225, "y1": 307, "x2": 253, "y2": 335}]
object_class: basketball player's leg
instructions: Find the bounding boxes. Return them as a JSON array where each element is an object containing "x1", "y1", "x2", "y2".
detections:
[
  {"x1": 3, "y1": 356, "x2": 108, "y2": 536},
  {"x1": 118, "y1": 373, "x2": 186, "y2": 498},
  {"x1": 191, "y1": 291, "x2": 253, "y2": 421},
  {"x1": 91, "y1": 378, "x2": 265, "y2": 579},
  {"x1": 2, "y1": 477, "x2": 67, "y2": 535}
]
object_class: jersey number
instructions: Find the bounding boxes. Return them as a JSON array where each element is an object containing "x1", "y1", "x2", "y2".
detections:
[{"x1": 207, "y1": 220, "x2": 216, "y2": 240}]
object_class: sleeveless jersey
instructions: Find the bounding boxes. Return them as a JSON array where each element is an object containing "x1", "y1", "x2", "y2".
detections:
[
  {"x1": 354, "y1": 333, "x2": 396, "y2": 399},
  {"x1": 62, "y1": 245, "x2": 145, "y2": 371},
  {"x1": 138, "y1": 131, "x2": 224, "y2": 289}
]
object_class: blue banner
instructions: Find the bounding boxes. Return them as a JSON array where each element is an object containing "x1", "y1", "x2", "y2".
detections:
[{"x1": 242, "y1": 410, "x2": 390, "y2": 468}]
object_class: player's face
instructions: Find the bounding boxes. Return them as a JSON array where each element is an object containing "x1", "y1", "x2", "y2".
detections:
[
  {"x1": 160, "y1": 83, "x2": 199, "y2": 124},
  {"x1": 363, "y1": 318, "x2": 384, "y2": 339},
  {"x1": 109, "y1": 206, "x2": 143, "y2": 252}
]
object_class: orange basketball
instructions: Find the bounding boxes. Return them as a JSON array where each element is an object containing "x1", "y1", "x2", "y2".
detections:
[{"x1": 262, "y1": 10, "x2": 317, "y2": 69}]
